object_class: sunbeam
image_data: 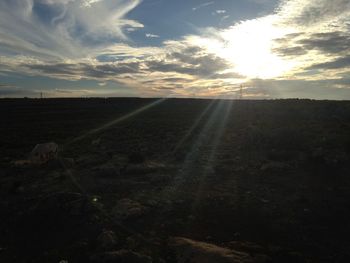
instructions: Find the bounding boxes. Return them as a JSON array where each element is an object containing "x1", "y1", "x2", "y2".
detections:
[
  {"x1": 189, "y1": 99, "x2": 234, "y2": 213},
  {"x1": 162, "y1": 99, "x2": 233, "y2": 202},
  {"x1": 64, "y1": 97, "x2": 167, "y2": 147},
  {"x1": 172, "y1": 99, "x2": 217, "y2": 155}
]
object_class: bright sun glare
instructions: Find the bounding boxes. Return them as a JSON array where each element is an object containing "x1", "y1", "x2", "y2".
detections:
[
  {"x1": 222, "y1": 16, "x2": 296, "y2": 79},
  {"x1": 195, "y1": 16, "x2": 297, "y2": 80}
]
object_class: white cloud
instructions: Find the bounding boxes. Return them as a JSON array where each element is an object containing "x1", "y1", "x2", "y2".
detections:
[
  {"x1": 145, "y1": 33, "x2": 160, "y2": 38},
  {"x1": 0, "y1": 0, "x2": 143, "y2": 60},
  {"x1": 215, "y1": 10, "x2": 226, "y2": 14},
  {"x1": 192, "y1": 1, "x2": 215, "y2": 11},
  {"x1": 81, "y1": 0, "x2": 103, "y2": 7},
  {"x1": 270, "y1": 0, "x2": 350, "y2": 78},
  {"x1": 221, "y1": 15, "x2": 230, "y2": 21}
]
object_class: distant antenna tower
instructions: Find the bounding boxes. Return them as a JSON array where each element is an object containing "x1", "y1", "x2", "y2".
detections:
[
  {"x1": 238, "y1": 84, "x2": 243, "y2": 100},
  {"x1": 40, "y1": 92, "x2": 43, "y2": 99}
]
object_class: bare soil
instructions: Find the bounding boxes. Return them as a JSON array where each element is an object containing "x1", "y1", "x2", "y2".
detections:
[{"x1": 1, "y1": 98, "x2": 350, "y2": 262}]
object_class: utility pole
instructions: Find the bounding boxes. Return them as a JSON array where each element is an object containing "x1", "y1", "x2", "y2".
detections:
[
  {"x1": 239, "y1": 84, "x2": 243, "y2": 100},
  {"x1": 40, "y1": 92, "x2": 43, "y2": 99}
]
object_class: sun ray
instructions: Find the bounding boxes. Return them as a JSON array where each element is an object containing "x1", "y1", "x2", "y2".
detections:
[
  {"x1": 189, "y1": 99, "x2": 234, "y2": 212},
  {"x1": 172, "y1": 99, "x2": 217, "y2": 155},
  {"x1": 64, "y1": 97, "x2": 167, "y2": 148}
]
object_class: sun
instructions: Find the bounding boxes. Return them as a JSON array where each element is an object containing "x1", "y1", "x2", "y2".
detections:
[
  {"x1": 221, "y1": 15, "x2": 298, "y2": 79},
  {"x1": 193, "y1": 15, "x2": 297, "y2": 80}
]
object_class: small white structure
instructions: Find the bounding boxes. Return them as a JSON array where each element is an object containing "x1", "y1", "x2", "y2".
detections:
[{"x1": 30, "y1": 142, "x2": 58, "y2": 164}]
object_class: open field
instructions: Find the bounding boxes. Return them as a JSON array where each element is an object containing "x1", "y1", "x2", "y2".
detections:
[{"x1": 1, "y1": 98, "x2": 350, "y2": 262}]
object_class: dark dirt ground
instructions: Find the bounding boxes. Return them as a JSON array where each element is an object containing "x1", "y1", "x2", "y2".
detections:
[{"x1": 1, "y1": 98, "x2": 350, "y2": 262}]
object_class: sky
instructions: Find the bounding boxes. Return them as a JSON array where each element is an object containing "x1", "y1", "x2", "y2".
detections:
[{"x1": 0, "y1": 0, "x2": 350, "y2": 99}]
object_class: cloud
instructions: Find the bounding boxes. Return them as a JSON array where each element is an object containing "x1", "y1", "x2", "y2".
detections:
[
  {"x1": 192, "y1": 1, "x2": 215, "y2": 11},
  {"x1": 54, "y1": 88, "x2": 83, "y2": 94},
  {"x1": 1, "y1": 0, "x2": 350, "y2": 99},
  {"x1": 82, "y1": 0, "x2": 103, "y2": 7},
  {"x1": 0, "y1": 83, "x2": 36, "y2": 97},
  {"x1": 266, "y1": 0, "x2": 350, "y2": 81},
  {"x1": 298, "y1": 32, "x2": 350, "y2": 54},
  {"x1": 215, "y1": 10, "x2": 226, "y2": 14},
  {"x1": 0, "y1": 0, "x2": 142, "y2": 60},
  {"x1": 21, "y1": 60, "x2": 143, "y2": 80},
  {"x1": 146, "y1": 44, "x2": 232, "y2": 78},
  {"x1": 0, "y1": 84, "x2": 17, "y2": 94},
  {"x1": 221, "y1": 15, "x2": 230, "y2": 22},
  {"x1": 278, "y1": 0, "x2": 350, "y2": 27},
  {"x1": 13, "y1": 39, "x2": 236, "y2": 82},
  {"x1": 145, "y1": 33, "x2": 160, "y2": 38},
  {"x1": 306, "y1": 56, "x2": 350, "y2": 70},
  {"x1": 275, "y1": 31, "x2": 350, "y2": 56},
  {"x1": 273, "y1": 46, "x2": 307, "y2": 57},
  {"x1": 0, "y1": 84, "x2": 16, "y2": 88},
  {"x1": 1, "y1": 15, "x2": 248, "y2": 97},
  {"x1": 212, "y1": 10, "x2": 227, "y2": 17}
]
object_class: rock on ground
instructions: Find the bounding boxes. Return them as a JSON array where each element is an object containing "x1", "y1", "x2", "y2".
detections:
[
  {"x1": 112, "y1": 199, "x2": 147, "y2": 220},
  {"x1": 90, "y1": 250, "x2": 152, "y2": 263},
  {"x1": 169, "y1": 237, "x2": 254, "y2": 263},
  {"x1": 97, "y1": 230, "x2": 118, "y2": 251}
]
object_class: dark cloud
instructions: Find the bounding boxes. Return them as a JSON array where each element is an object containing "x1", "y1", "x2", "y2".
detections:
[
  {"x1": 273, "y1": 46, "x2": 307, "y2": 57},
  {"x1": 274, "y1": 32, "x2": 305, "y2": 43},
  {"x1": 211, "y1": 72, "x2": 244, "y2": 79},
  {"x1": 54, "y1": 88, "x2": 92, "y2": 95},
  {"x1": 146, "y1": 60, "x2": 194, "y2": 75},
  {"x1": 285, "y1": 0, "x2": 350, "y2": 26},
  {"x1": 81, "y1": 62, "x2": 141, "y2": 78},
  {"x1": 166, "y1": 46, "x2": 203, "y2": 63},
  {"x1": 298, "y1": 32, "x2": 350, "y2": 54},
  {"x1": 306, "y1": 55, "x2": 350, "y2": 70},
  {"x1": 142, "y1": 77, "x2": 193, "y2": 84},
  {"x1": 0, "y1": 83, "x2": 16, "y2": 88},
  {"x1": 169, "y1": 49, "x2": 229, "y2": 73},
  {"x1": 54, "y1": 89, "x2": 74, "y2": 94},
  {"x1": 0, "y1": 84, "x2": 18, "y2": 96},
  {"x1": 152, "y1": 86, "x2": 177, "y2": 90},
  {"x1": 146, "y1": 46, "x2": 231, "y2": 78},
  {"x1": 23, "y1": 61, "x2": 142, "y2": 79},
  {"x1": 0, "y1": 84, "x2": 36, "y2": 97},
  {"x1": 273, "y1": 31, "x2": 350, "y2": 58},
  {"x1": 28, "y1": 63, "x2": 78, "y2": 75},
  {"x1": 146, "y1": 58, "x2": 229, "y2": 78},
  {"x1": 161, "y1": 77, "x2": 192, "y2": 82}
]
